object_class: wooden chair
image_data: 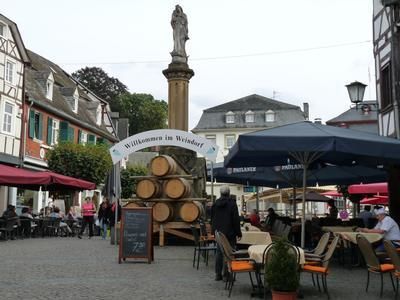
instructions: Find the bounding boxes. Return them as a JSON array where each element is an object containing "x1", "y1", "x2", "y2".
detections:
[
  {"x1": 190, "y1": 225, "x2": 217, "y2": 270},
  {"x1": 357, "y1": 234, "x2": 395, "y2": 298},
  {"x1": 383, "y1": 240, "x2": 400, "y2": 299},
  {"x1": 215, "y1": 231, "x2": 257, "y2": 298},
  {"x1": 302, "y1": 235, "x2": 340, "y2": 299},
  {"x1": 304, "y1": 232, "x2": 331, "y2": 263}
]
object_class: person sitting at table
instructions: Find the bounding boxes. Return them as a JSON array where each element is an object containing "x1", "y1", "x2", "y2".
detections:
[
  {"x1": 327, "y1": 200, "x2": 338, "y2": 219},
  {"x1": 249, "y1": 209, "x2": 261, "y2": 227},
  {"x1": 20, "y1": 207, "x2": 33, "y2": 219},
  {"x1": 50, "y1": 207, "x2": 72, "y2": 236},
  {"x1": 264, "y1": 207, "x2": 278, "y2": 231},
  {"x1": 2, "y1": 205, "x2": 19, "y2": 240},
  {"x1": 357, "y1": 207, "x2": 400, "y2": 251},
  {"x1": 358, "y1": 205, "x2": 373, "y2": 227}
]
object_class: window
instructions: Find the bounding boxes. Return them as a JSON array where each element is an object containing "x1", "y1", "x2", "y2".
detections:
[
  {"x1": 0, "y1": 24, "x2": 5, "y2": 37},
  {"x1": 225, "y1": 111, "x2": 235, "y2": 124},
  {"x1": 73, "y1": 88, "x2": 79, "y2": 113},
  {"x1": 205, "y1": 134, "x2": 216, "y2": 145},
  {"x1": 5, "y1": 60, "x2": 15, "y2": 85},
  {"x1": 2, "y1": 101, "x2": 14, "y2": 134},
  {"x1": 80, "y1": 131, "x2": 88, "y2": 144},
  {"x1": 225, "y1": 134, "x2": 236, "y2": 148},
  {"x1": 381, "y1": 63, "x2": 392, "y2": 110},
  {"x1": 265, "y1": 110, "x2": 275, "y2": 122},
  {"x1": 29, "y1": 110, "x2": 42, "y2": 140},
  {"x1": 245, "y1": 110, "x2": 255, "y2": 123},
  {"x1": 51, "y1": 119, "x2": 59, "y2": 145},
  {"x1": 96, "y1": 105, "x2": 102, "y2": 125},
  {"x1": 46, "y1": 73, "x2": 54, "y2": 100}
]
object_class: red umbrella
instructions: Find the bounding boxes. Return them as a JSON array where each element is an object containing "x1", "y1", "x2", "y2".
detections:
[
  {"x1": 348, "y1": 182, "x2": 388, "y2": 195},
  {"x1": 360, "y1": 195, "x2": 388, "y2": 205},
  {"x1": 321, "y1": 190, "x2": 343, "y2": 197}
]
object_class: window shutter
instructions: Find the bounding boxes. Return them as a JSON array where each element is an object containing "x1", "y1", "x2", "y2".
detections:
[
  {"x1": 37, "y1": 113, "x2": 43, "y2": 140},
  {"x1": 68, "y1": 127, "x2": 75, "y2": 142},
  {"x1": 59, "y1": 121, "x2": 69, "y2": 142},
  {"x1": 28, "y1": 110, "x2": 35, "y2": 138},
  {"x1": 88, "y1": 134, "x2": 96, "y2": 144},
  {"x1": 47, "y1": 117, "x2": 53, "y2": 145},
  {"x1": 78, "y1": 129, "x2": 82, "y2": 144}
]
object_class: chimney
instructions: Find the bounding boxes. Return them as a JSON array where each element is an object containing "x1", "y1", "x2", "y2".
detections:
[
  {"x1": 314, "y1": 118, "x2": 322, "y2": 124},
  {"x1": 303, "y1": 102, "x2": 309, "y2": 120}
]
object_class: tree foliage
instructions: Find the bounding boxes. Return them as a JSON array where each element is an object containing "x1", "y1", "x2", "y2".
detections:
[
  {"x1": 119, "y1": 93, "x2": 168, "y2": 135},
  {"x1": 72, "y1": 67, "x2": 128, "y2": 112},
  {"x1": 46, "y1": 142, "x2": 112, "y2": 185},
  {"x1": 121, "y1": 165, "x2": 148, "y2": 199}
]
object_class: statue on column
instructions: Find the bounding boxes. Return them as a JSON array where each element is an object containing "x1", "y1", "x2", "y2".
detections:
[{"x1": 170, "y1": 5, "x2": 189, "y2": 63}]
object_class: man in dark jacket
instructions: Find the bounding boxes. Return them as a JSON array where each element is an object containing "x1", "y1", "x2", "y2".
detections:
[{"x1": 211, "y1": 185, "x2": 242, "y2": 281}]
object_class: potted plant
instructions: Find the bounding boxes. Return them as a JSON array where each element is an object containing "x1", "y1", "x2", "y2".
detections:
[{"x1": 264, "y1": 237, "x2": 300, "y2": 300}]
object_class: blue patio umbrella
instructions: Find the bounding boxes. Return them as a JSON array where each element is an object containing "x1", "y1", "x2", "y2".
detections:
[{"x1": 224, "y1": 121, "x2": 400, "y2": 247}]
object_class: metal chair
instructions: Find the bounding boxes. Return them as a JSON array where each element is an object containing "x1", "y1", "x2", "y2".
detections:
[
  {"x1": 215, "y1": 231, "x2": 257, "y2": 298},
  {"x1": 357, "y1": 234, "x2": 395, "y2": 298},
  {"x1": 304, "y1": 232, "x2": 331, "y2": 262},
  {"x1": 302, "y1": 235, "x2": 340, "y2": 299},
  {"x1": 0, "y1": 217, "x2": 18, "y2": 240},
  {"x1": 190, "y1": 225, "x2": 217, "y2": 269},
  {"x1": 384, "y1": 240, "x2": 400, "y2": 299}
]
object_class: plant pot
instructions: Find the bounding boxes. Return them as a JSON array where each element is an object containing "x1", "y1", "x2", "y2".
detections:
[{"x1": 271, "y1": 290, "x2": 297, "y2": 300}]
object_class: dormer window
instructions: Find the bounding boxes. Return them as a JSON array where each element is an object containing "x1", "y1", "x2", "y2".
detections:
[
  {"x1": 96, "y1": 105, "x2": 102, "y2": 126},
  {"x1": 46, "y1": 73, "x2": 54, "y2": 100},
  {"x1": 0, "y1": 23, "x2": 6, "y2": 38},
  {"x1": 73, "y1": 88, "x2": 79, "y2": 113},
  {"x1": 265, "y1": 110, "x2": 275, "y2": 122},
  {"x1": 225, "y1": 111, "x2": 235, "y2": 124},
  {"x1": 245, "y1": 110, "x2": 255, "y2": 123}
]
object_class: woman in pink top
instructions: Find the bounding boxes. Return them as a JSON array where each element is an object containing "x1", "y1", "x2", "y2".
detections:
[{"x1": 78, "y1": 197, "x2": 96, "y2": 239}]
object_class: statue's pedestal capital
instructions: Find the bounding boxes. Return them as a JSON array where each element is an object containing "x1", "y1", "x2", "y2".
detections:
[{"x1": 163, "y1": 62, "x2": 194, "y2": 81}]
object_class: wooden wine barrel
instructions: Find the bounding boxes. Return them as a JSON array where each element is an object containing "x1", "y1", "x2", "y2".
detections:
[
  {"x1": 136, "y1": 179, "x2": 162, "y2": 199},
  {"x1": 153, "y1": 202, "x2": 174, "y2": 223},
  {"x1": 124, "y1": 201, "x2": 145, "y2": 208},
  {"x1": 150, "y1": 155, "x2": 178, "y2": 177},
  {"x1": 165, "y1": 178, "x2": 191, "y2": 199},
  {"x1": 179, "y1": 201, "x2": 204, "y2": 223}
]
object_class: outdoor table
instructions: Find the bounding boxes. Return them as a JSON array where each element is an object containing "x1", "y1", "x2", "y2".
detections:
[
  {"x1": 322, "y1": 226, "x2": 355, "y2": 233},
  {"x1": 248, "y1": 244, "x2": 306, "y2": 265},
  {"x1": 238, "y1": 231, "x2": 272, "y2": 245},
  {"x1": 241, "y1": 223, "x2": 261, "y2": 232},
  {"x1": 336, "y1": 232, "x2": 383, "y2": 244}
]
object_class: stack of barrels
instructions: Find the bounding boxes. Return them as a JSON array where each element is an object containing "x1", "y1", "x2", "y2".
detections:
[{"x1": 135, "y1": 155, "x2": 204, "y2": 224}]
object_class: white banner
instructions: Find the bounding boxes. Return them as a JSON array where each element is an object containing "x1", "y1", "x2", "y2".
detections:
[{"x1": 109, "y1": 129, "x2": 219, "y2": 164}]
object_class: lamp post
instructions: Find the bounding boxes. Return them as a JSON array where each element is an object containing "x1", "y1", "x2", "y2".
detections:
[{"x1": 345, "y1": 81, "x2": 367, "y2": 110}]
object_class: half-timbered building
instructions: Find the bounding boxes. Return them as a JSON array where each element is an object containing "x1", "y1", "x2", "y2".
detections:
[{"x1": 0, "y1": 15, "x2": 30, "y2": 213}]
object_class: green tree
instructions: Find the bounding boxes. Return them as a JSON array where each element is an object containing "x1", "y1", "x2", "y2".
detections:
[
  {"x1": 119, "y1": 93, "x2": 168, "y2": 135},
  {"x1": 121, "y1": 165, "x2": 148, "y2": 199},
  {"x1": 72, "y1": 67, "x2": 128, "y2": 112},
  {"x1": 46, "y1": 142, "x2": 112, "y2": 185}
]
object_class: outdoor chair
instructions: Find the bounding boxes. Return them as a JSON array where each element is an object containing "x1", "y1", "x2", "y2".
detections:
[
  {"x1": 198, "y1": 219, "x2": 215, "y2": 246},
  {"x1": 42, "y1": 218, "x2": 61, "y2": 237},
  {"x1": 0, "y1": 217, "x2": 18, "y2": 240},
  {"x1": 304, "y1": 232, "x2": 331, "y2": 263},
  {"x1": 214, "y1": 231, "x2": 257, "y2": 298},
  {"x1": 190, "y1": 225, "x2": 217, "y2": 270},
  {"x1": 383, "y1": 240, "x2": 400, "y2": 299},
  {"x1": 302, "y1": 235, "x2": 340, "y2": 299},
  {"x1": 18, "y1": 217, "x2": 33, "y2": 238},
  {"x1": 357, "y1": 234, "x2": 395, "y2": 298}
]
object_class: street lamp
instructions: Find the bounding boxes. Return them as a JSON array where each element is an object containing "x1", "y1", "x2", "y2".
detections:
[{"x1": 346, "y1": 81, "x2": 367, "y2": 109}]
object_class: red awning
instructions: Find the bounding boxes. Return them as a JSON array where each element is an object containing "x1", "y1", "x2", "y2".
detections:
[
  {"x1": 348, "y1": 182, "x2": 388, "y2": 195},
  {"x1": 0, "y1": 164, "x2": 96, "y2": 191},
  {"x1": 360, "y1": 195, "x2": 388, "y2": 206},
  {"x1": 0, "y1": 164, "x2": 51, "y2": 188},
  {"x1": 44, "y1": 171, "x2": 96, "y2": 190}
]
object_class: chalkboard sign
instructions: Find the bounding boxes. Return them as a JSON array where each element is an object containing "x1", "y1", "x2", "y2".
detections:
[{"x1": 119, "y1": 207, "x2": 153, "y2": 263}]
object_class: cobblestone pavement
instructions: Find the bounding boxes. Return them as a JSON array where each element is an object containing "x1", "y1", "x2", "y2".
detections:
[{"x1": 0, "y1": 237, "x2": 397, "y2": 299}]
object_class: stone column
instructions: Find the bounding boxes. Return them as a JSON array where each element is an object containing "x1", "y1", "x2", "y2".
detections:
[{"x1": 162, "y1": 62, "x2": 194, "y2": 132}]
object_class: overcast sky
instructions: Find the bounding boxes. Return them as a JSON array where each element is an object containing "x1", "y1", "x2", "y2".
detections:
[{"x1": 4, "y1": 0, "x2": 374, "y2": 129}]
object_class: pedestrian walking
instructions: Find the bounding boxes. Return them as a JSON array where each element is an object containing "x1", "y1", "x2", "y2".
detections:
[
  {"x1": 78, "y1": 196, "x2": 96, "y2": 239},
  {"x1": 211, "y1": 185, "x2": 242, "y2": 281},
  {"x1": 98, "y1": 199, "x2": 111, "y2": 240}
]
